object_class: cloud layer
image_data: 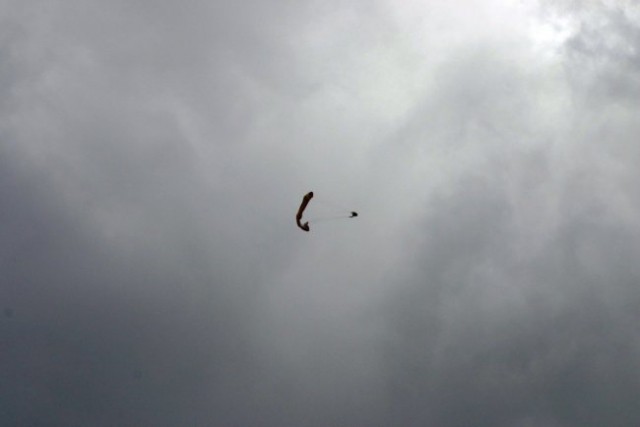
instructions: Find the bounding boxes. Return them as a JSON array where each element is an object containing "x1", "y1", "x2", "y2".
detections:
[{"x1": 2, "y1": 1, "x2": 640, "y2": 425}]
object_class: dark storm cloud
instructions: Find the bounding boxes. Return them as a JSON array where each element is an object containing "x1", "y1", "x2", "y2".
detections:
[
  {"x1": 378, "y1": 154, "x2": 640, "y2": 426},
  {"x1": 2, "y1": 0, "x2": 640, "y2": 426},
  {"x1": 1, "y1": 0, "x2": 386, "y2": 425},
  {"x1": 0, "y1": 2, "x2": 294, "y2": 425},
  {"x1": 0, "y1": 126, "x2": 276, "y2": 426}
]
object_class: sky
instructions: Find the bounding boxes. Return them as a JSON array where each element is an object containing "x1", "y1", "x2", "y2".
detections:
[{"x1": 1, "y1": 0, "x2": 640, "y2": 425}]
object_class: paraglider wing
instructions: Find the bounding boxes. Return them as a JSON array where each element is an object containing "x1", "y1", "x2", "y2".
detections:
[{"x1": 296, "y1": 191, "x2": 314, "y2": 232}]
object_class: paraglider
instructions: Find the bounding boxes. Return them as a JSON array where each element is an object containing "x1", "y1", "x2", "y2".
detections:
[
  {"x1": 295, "y1": 191, "x2": 358, "y2": 232},
  {"x1": 295, "y1": 191, "x2": 314, "y2": 231}
]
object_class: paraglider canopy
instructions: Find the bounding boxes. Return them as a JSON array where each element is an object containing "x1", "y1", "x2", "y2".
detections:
[
  {"x1": 296, "y1": 191, "x2": 314, "y2": 232},
  {"x1": 295, "y1": 191, "x2": 358, "y2": 232}
]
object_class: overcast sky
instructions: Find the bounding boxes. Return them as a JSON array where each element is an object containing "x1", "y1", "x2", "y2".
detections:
[{"x1": 2, "y1": 0, "x2": 640, "y2": 426}]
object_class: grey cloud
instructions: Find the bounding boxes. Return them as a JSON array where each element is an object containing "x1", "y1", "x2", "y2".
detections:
[
  {"x1": 2, "y1": 1, "x2": 640, "y2": 426},
  {"x1": 561, "y1": 3, "x2": 640, "y2": 104},
  {"x1": 378, "y1": 153, "x2": 640, "y2": 426},
  {"x1": 370, "y1": 5, "x2": 640, "y2": 423}
]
